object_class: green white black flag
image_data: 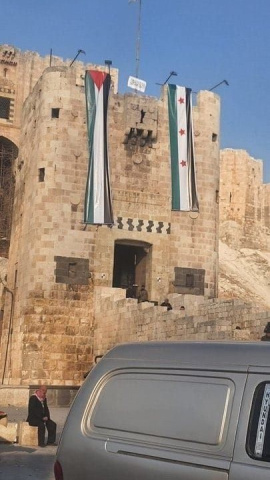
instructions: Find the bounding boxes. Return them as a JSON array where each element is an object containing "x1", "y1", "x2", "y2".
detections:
[{"x1": 167, "y1": 85, "x2": 199, "y2": 212}]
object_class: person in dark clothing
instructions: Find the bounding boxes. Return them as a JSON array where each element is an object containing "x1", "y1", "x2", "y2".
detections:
[
  {"x1": 27, "y1": 385, "x2": 57, "y2": 447},
  {"x1": 261, "y1": 322, "x2": 270, "y2": 341},
  {"x1": 138, "y1": 285, "x2": 148, "y2": 303},
  {"x1": 160, "y1": 298, "x2": 172, "y2": 311},
  {"x1": 126, "y1": 284, "x2": 134, "y2": 298}
]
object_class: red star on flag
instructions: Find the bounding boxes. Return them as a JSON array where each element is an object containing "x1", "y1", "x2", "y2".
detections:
[
  {"x1": 178, "y1": 97, "x2": 184, "y2": 104},
  {"x1": 179, "y1": 128, "x2": 185, "y2": 136},
  {"x1": 180, "y1": 160, "x2": 187, "y2": 167}
]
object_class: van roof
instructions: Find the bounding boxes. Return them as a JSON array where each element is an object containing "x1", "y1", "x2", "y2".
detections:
[{"x1": 104, "y1": 341, "x2": 270, "y2": 369}]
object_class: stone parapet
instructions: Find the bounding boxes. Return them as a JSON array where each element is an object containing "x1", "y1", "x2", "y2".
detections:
[
  {"x1": 0, "y1": 386, "x2": 29, "y2": 406},
  {"x1": 93, "y1": 288, "x2": 270, "y2": 359},
  {"x1": 0, "y1": 385, "x2": 80, "y2": 408}
]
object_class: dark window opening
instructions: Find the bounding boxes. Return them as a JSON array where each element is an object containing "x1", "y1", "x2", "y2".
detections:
[
  {"x1": 3, "y1": 68, "x2": 8, "y2": 78},
  {"x1": 38, "y1": 168, "x2": 45, "y2": 182},
  {"x1": 0, "y1": 97, "x2": 11, "y2": 119},
  {"x1": 54, "y1": 256, "x2": 89, "y2": 285},
  {"x1": 113, "y1": 241, "x2": 151, "y2": 292},
  {"x1": 51, "y1": 108, "x2": 60, "y2": 119},
  {"x1": 212, "y1": 133, "x2": 218, "y2": 142},
  {"x1": 174, "y1": 267, "x2": 205, "y2": 296},
  {"x1": 186, "y1": 274, "x2": 194, "y2": 287}
]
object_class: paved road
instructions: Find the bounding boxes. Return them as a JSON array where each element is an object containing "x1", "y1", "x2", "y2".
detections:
[{"x1": 0, "y1": 407, "x2": 69, "y2": 480}]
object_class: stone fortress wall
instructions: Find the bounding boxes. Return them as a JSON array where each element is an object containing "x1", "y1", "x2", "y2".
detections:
[
  {"x1": 93, "y1": 288, "x2": 270, "y2": 359},
  {"x1": 0, "y1": 45, "x2": 270, "y2": 391},
  {"x1": 0, "y1": 45, "x2": 220, "y2": 385},
  {"x1": 220, "y1": 149, "x2": 270, "y2": 249}
]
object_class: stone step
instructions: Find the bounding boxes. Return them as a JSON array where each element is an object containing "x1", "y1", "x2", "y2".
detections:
[{"x1": 96, "y1": 286, "x2": 126, "y2": 302}]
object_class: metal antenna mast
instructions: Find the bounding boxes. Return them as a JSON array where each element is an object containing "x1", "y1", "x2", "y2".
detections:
[
  {"x1": 135, "y1": 0, "x2": 142, "y2": 78},
  {"x1": 130, "y1": 0, "x2": 142, "y2": 78}
]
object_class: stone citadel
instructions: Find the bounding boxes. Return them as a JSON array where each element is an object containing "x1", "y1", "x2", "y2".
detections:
[{"x1": 0, "y1": 44, "x2": 270, "y2": 399}]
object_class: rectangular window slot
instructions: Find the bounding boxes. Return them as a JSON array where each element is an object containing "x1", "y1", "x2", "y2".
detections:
[
  {"x1": 0, "y1": 97, "x2": 11, "y2": 119},
  {"x1": 54, "y1": 256, "x2": 89, "y2": 285},
  {"x1": 212, "y1": 133, "x2": 218, "y2": 142},
  {"x1": 186, "y1": 274, "x2": 194, "y2": 288},
  {"x1": 68, "y1": 263, "x2": 77, "y2": 278},
  {"x1": 51, "y1": 108, "x2": 60, "y2": 119},
  {"x1": 38, "y1": 168, "x2": 45, "y2": 182}
]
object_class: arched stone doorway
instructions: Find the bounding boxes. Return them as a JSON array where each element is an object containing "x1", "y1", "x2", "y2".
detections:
[
  {"x1": 112, "y1": 239, "x2": 152, "y2": 296},
  {"x1": 0, "y1": 136, "x2": 18, "y2": 257}
]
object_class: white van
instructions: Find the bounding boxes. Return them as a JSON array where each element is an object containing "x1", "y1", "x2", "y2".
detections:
[{"x1": 54, "y1": 341, "x2": 270, "y2": 480}]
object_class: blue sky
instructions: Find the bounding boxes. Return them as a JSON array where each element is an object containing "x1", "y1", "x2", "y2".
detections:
[{"x1": 2, "y1": 0, "x2": 270, "y2": 181}]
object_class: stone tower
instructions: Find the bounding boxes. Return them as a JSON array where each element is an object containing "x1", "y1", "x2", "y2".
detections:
[
  {"x1": 220, "y1": 149, "x2": 270, "y2": 249},
  {"x1": 0, "y1": 44, "x2": 118, "y2": 258},
  {"x1": 0, "y1": 52, "x2": 220, "y2": 386}
]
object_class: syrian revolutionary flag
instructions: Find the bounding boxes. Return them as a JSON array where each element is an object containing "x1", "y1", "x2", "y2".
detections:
[
  {"x1": 168, "y1": 85, "x2": 199, "y2": 212},
  {"x1": 84, "y1": 70, "x2": 114, "y2": 224}
]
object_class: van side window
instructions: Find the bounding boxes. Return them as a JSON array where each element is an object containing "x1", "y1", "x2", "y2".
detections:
[
  {"x1": 247, "y1": 382, "x2": 270, "y2": 461},
  {"x1": 86, "y1": 371, "x2": 234, "y2": 452}
]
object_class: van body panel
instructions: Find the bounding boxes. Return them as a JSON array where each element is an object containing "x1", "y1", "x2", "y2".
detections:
[
  {"x1": 106, "y1": 439, "x2": 232, "y2": 468},
  {"x1": 104, "y1": 341, "x2": 270, "y2": 369},
  {"x1": 248, "y1": 366, "x2": 270, "y2": 374},
  {"x1": 55, "y1": 342, "x2": 270, "y2": 480},
  {"x1": 229, "y1": 463, "x2": 270, "y2": 480},
  {"x1": 59, "y1": 436, "x2": 230, "y2": 480}
]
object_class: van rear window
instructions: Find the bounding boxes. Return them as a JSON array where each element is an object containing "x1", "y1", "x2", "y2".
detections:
[
  {"x1": 247, "y1": 382, "x2": 270, "y2": 461},
  {"x1": 86, "y1": 372, "x2": 233, "y2": 449}
]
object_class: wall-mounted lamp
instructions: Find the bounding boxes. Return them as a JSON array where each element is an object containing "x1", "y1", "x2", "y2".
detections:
[
  {"x1": 70, "y1": 49, "x2": 86, "y2": 67},
  {"x1": 209, "y1": 79, "x2": 229, "y2": 92},
  {"x1": 156, "y1": 71, "x2": 178, "y2": 86}
]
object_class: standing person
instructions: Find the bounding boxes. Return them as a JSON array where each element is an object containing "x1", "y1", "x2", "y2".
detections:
[
  {"x1": 138, "y1": 284, "x2": 148, "y2": 303},
  {"x1": 261, "y1": 322, "x2": 270, "y2": 341},
  {"x1": 126, "y1": 283, "x2": 134, "y2": 298},
  {"x1": 27, "y1": 385, "x2": 57, "y2": 447}
]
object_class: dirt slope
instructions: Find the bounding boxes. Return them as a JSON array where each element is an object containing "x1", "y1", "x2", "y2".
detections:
[{"x1": 219, "y1": 241, "x2": 270, "y2": 309}]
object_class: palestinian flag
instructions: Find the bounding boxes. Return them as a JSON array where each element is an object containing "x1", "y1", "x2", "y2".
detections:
[
  {"x1": 167, "y1": 85, "x2": 199, "y2": 212},
  {"x1": 84, "y1": 70, "x2": 114, "y2": 224}
]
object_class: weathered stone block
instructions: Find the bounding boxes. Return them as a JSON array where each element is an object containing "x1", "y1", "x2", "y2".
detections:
[
  {"x1": 0, "y1": 414, "x2": 7, "y2": 426},
  {"x1": 18, "y1": 422, "x2": 38, "y2": 446},
  {"x1": 0, "y1": 421, "x2": 18, "y2": 443}
]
